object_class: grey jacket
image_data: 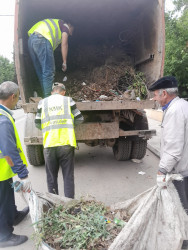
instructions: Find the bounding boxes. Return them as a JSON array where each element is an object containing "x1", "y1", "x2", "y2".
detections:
[{"x1": 159, "y1": 97, "x2": 188, "y2": 177}]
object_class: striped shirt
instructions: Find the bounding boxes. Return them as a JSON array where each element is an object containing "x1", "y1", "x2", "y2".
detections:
[{"x1": 35, "y1": 94, "x2": 84, "y2": 130}]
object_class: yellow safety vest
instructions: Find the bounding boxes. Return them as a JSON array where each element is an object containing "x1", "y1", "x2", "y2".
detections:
[
  {"x1": 28, "y1": 19, "x2": 62, "y2": 50},
  {"x1": 0, "y1": 109, "x2": 28, "y2": 181},
  {"x1": 41, "y1": 95, "x2": 76, "y2": 148}
]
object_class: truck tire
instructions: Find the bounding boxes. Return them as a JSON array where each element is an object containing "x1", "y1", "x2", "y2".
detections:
[
  {"x1": 131, "y1": 139, "x2": 147, "y2": 159},
  {"x1": 130, "y1": 111, "x2": 148, "y2": 159},
  {"x1": 133, "y1": 111, "x2": 149, "y2": 130},
  {"x1": 113, "y1": 139, "x2": 132, "y2": 161},
  {"x1": 26, "y1": 145, "x2": 44, "y2": 166}
]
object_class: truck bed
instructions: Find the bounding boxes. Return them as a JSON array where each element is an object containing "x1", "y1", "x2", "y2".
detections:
[
  {"x1": 23, "y1": 99, "x2": 155, "y2": 113},
  {"x1": 14, "y1": 0, "x2": 165, "y2": 103}
]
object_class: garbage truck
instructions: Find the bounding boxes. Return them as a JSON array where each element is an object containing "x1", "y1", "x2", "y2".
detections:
[{"x1": 14, "y1": 0, "x2": 165, "y2": 166}]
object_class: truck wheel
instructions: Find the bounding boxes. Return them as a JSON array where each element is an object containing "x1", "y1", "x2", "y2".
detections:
[
  {"x1": 26, "y1": 145, "x2": 44, "y2": 166},
  {"x1": 134, "y1": 111, "x2": 148, "y2": 130},
  {"x1": 131, "y1": 139, "x2": 147, "y2": 159},
  {"x1": 113, "y1": 139, "x2": 132, "y2": 161}
]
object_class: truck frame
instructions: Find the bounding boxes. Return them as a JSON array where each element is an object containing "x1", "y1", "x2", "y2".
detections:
[{"x1": 14, "y1": 0, "x2": 165, "y2": 165}]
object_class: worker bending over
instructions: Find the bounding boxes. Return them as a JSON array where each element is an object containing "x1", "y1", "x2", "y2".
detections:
[
  {"x1": 35, "y1": 82, "x2": 84, "y2": 198},
  {"x1": 28, "y1": 19, "x2": 74, "y2": 97}
]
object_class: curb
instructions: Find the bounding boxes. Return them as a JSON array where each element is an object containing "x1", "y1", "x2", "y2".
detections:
[{"x1": 147, "y1": 143, "x2": 160, "y2": 158}]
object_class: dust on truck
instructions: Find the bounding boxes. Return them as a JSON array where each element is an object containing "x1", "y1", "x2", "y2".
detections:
[{"x1": 14, "y1": 0, "x2": 165, "y2": 166}]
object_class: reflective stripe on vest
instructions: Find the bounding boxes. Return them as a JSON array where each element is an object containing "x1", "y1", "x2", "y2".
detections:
[
  {"x1": 43, "y1": 19, "x2": 61, "y2": 50},
  {"x1": 0, "y1": 109, "x2": 28, "y2": 181},
  {"x1": 41, "y1": 95, "x2": 76, "y2": 148},
  {"x1": 28, "y1": 19, "x2": 62, "y2": 50}
]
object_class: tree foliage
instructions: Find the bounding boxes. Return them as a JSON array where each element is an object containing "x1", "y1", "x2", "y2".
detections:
[
  {"x1": 172, "y1": 0, "x2": 188, "y2": 11},
  {"x1": 164, "y1": 3, "x2": 188, "y2": 97},
  {"x1": 0, "y1": 55, "x2": 15, "y2": 84}
]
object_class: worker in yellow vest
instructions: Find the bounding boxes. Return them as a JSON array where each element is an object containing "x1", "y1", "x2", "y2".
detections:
[
  {"x1": 35, "y1": 82, "x2": 84, "y2": 198},
  {"x1": 0, "y1": 81, "x2": 32, "y2": 248},
  {"x1": 28, "y1": 19, "x2": 74, "y2": 98}
]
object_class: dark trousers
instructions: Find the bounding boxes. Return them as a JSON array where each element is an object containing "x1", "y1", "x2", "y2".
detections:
[
  {"x1": 0, "y1": 178, "x2": 17, "y2": 241},
  {"x1": 173, "y1": 176, "x2": 188, "y2": 215},
  {"x1": 43, "y1": 145, "x2": 75, "y2": 198}
]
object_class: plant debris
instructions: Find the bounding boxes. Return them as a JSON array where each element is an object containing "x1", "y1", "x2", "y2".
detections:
[
  {"x1": 55, "y1": 44, "x2": 149, "y2": 101},
  {"x1": 34, "y1": 199, "x2": 130, "y2": 249}
]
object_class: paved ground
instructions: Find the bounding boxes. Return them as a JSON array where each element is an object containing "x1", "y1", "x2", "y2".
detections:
[
  {"x1": 145, "y1": 108, "x2": 162, "y2": 157},
  {"x1": 147, "y1": 118, "x2": 161, "y2": 157}
]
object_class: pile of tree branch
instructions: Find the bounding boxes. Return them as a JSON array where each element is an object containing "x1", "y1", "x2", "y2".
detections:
[
  {"x1": 34, "y1": 199, "x2": 130, "y2": 249},
  {"x1": 55, "y1": 44, "x2": 148, "y2": 101}
]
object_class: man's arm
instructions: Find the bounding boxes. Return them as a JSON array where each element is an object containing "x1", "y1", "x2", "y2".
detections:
[
  {"x1": 70, "y1": 98, "x2": 84, "y2": 125},
  {"x1": 61, "y1": 32, "x2": 69, "y2": 72},
  {"x1": 0, "y1": 117, "x2": 29, "y2": 179}
]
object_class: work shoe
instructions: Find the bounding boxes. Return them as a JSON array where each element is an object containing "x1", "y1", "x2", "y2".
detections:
[
  {"x1": 13, "y1": 206, "x2": 29, "y2": 226},
  {"x1": 182, "y1": 240, "x2": 188, "y2": 249},
  {"x1": 0, "y1": 234, "x2": 28, "y2": 248}
]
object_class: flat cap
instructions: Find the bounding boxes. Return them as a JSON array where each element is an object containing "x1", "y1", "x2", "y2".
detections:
[
  {"x1": 52, "y1": 82, "x2": 66, "y2": 90},
  {"x1": 148, "y1": 76, "x2": 178, "y2": 91}
]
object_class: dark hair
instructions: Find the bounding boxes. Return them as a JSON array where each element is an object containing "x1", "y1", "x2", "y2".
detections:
[
  {"x1": 63, "y1": 18, "x2": 74, "y2": 27},
  {"x1": 0, "y1": 81, "x2": 19, "y2": 100}
]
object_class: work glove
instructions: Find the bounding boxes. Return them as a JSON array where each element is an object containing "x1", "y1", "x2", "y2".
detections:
[
  {"x1": 62, "y1": 62, "x2": 67, "y2": 72},
  {"x1": 20, "y1": 177, "x2": 32, "y2": 192},
  {"x1": 157, "y1": 174, "x2": 167, "y2": 188}
]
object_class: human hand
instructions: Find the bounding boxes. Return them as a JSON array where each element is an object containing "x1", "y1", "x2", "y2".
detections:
[
  {"x1": 62, "y1": 63, "x2": 67, "y2": 72},
  {"x1": 20, "y1": 178, "x2": 32, "y2": 192},
  {"x1": 157, "y1": 174, "x2": 167, "y2": 188}
]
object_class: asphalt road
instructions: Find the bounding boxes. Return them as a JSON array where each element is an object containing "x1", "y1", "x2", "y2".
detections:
[{"x1": 1, "y1": 109, "x2": 160, "y2": 250}]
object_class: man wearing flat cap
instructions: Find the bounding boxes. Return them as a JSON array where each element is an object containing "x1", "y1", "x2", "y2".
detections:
[
  {"x1": 149, "y1": 76, "x2": 188, "y2": 249},
  {"x1": 35, "y1": 82, "x2": 84, "y2": 198}
]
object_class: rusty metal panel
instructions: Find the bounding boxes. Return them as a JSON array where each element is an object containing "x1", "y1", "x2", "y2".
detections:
[
  {"x1": 76, "y1": 100, "x2": 155, "y2": 111},
  {"x1": 23, "y1": 100, "x2": 155, "y2": 113},
  {"x1": 75, "y1": 122, "x2": 119, "y2": 140},
  {"x1": 24, "y1": 136, "x2": 43, "y2": 145},
  {"x1": 119, "y1": 129, "x2": 156, "y2": 139},
  {"x1": 24, "y1": 112, "x2": 43, "y2": 145},
  {"x1": 24, "y1": 128, "x2": 156, "y2": 145},
  {"x1": 24, "y1": 122, "x2": 119, "y2": 144},
  {"x1": 22, "y1": 103, "x2": 37, "y2": 113}
]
